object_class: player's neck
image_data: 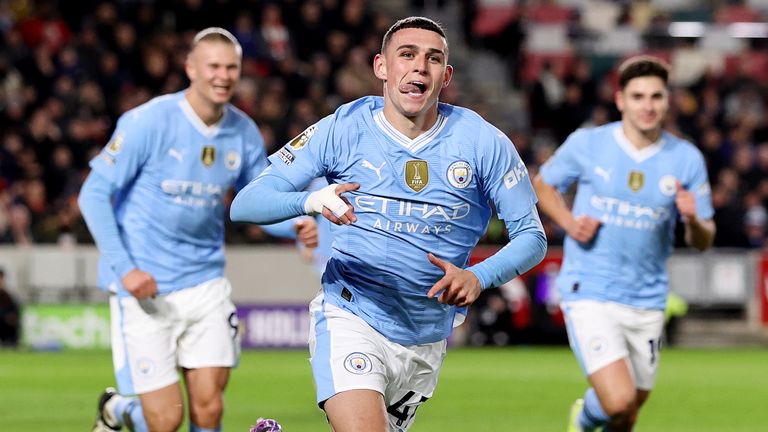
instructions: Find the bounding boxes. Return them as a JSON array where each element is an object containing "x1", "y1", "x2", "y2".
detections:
[
  {"x1": 185, "y1": 90, "x2": 225, "y2": 126},
  {"x1": 383, "y1": 105, "x2": 438, "y2": 140},
  {"x1": 622, "y1": 122, "x2": 662, "y2": 149}
]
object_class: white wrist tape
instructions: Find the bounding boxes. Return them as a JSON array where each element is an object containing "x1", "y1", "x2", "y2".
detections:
[{"x1": 304, "y1": 184, "x2": 349, "y2": 217}]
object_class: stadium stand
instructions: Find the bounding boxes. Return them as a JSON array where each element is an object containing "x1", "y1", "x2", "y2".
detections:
[{"x1": 0, "y1": 0, "x2": 766, "y2": 250}]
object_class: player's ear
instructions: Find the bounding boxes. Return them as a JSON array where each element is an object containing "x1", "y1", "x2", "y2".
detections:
[
  {"x1": 373, "y1": 53, "x2": 387, "y2": 81},
  {"x1": 614, "y1": 90, "x2": 624, "y2": 112},
  {"x1": 184, "y1": 54, "x2": 195, "y2": 82},
  {"x1": 442, "y1": 64, "x2": 453, "y2": 88}
]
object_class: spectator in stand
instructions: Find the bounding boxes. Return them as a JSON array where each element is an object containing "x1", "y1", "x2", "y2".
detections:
[{"x1": 0, "y1": 268, "x2": 21, "y2": 348}]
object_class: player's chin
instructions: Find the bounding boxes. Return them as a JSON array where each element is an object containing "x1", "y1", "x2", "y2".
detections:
[{"x1": 211, "y1": 90, "x2": 234, "y2": 104}]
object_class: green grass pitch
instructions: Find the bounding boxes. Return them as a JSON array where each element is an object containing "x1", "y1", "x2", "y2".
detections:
[{"x1": 1, "y1": 347, "x2": 766, "y2": 431}]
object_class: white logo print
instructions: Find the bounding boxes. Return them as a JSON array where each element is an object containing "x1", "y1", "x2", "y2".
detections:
[
  {"x1": 594, "y1": 166, "x2": 612, "y2": 182},
  {"x1": 361, "y1": 160, "x2": 386, "y2": 180},
  {"x1": 168, "y1": 148, "x2": 184, "y2": 163}
]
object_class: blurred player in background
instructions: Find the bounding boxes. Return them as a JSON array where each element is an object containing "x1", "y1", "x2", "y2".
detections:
[
  {"x1": 533, "y1": 55, "x2": 715, "y2": 432},
  {"x1": 79, "y1": 27, "x2": 316, "y2": 432},
  {"x1": 231, "y1": 16, "x2": 546, "y2": 432}
]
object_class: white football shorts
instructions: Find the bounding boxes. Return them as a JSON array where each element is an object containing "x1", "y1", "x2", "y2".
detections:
[
  {"x1": 561, "y1": 300, "x2": 665, "y2": 390},
  {"x1": 110, "y1": 277, "x2": 240, "y2": 395},
  {"x1": 309, "y1": 293, "x2": 446, "y2": 432}
]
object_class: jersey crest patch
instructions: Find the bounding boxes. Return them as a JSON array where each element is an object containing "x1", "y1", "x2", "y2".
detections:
[
  {"x1": 628, "y1": 171, "x2": 644, "y2": 192},
  {"x1": 201, "y1": 145, "x2": 215, "y2": 167},
  {"x1": 225, "y1": 150, "x2": 241, "y2": 171},
  {"x1": 658, "y1": 175, "x2": 677, "y2": 196},
  {"x1": 106, "y1": 133, "x2": 124, "y2": 155},
  {"x1": 288, "y1": 124, "x2": 317, "y2": 150},
  {"x1": 404, "y1": 160, "x2": 429, "y2": 192},
  {"x1": 344, "y1": 352, "x2": 373, "y2": 375},
  {"x1": 447, "y1": 161, "x2": 472, "y2": 189}
]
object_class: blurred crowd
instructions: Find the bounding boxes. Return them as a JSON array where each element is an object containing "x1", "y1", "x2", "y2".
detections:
[{"x1": 0, "y1": 0, "x2": 766, "y2": 249}]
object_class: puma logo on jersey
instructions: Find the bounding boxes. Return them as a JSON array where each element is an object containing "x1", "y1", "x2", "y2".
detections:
[
  {"x1": 361, "y1": 160, "x2": 386, "y2": 180},
  {"x1": 168, "y1": 148, "x2": 184, "y2": 163},
  {"x1": 594, "y1": 166, "x2": 612, "y2": 182}
]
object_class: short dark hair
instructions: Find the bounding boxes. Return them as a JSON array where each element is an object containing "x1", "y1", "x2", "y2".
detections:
[
  {"x1": 617, "y1": 55, "x2": 669, "y2": 89},
  {"x1": 381, "y1": 16, "x2": 448, "y2": 55}
]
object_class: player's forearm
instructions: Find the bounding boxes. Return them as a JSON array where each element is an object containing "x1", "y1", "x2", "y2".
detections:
[
  {"x1": 230, "y1": 174, "x2": 309, "y2": 224},
  {"x1": 532, "y1": 175, "x2": 574, "y2": 230},
  {"x1": 467, "y1": 210, "x2": 547, "y2": 289},
  {"x1": 77, "y1": 172, "x2": 136, "y2": 277},
  {"x1": 684, "y1": 217, "x2": 716, "y2": 251}
]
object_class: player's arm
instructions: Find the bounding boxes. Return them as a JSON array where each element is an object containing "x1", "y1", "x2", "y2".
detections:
[
  {"x1": 77, "y1": 172, "x2": 156, "y2": 298},
  {"x1": 471, "y1": 208, "x2": 547, "y2": 286},
  {"x1": 675, "y1": 181, "x2": 715, "y2": 251},
  {"x1": 533, "y1": 175, "x2": 600, "y2": 243},
  {"x1": 427, "y1": 209, "x2": 547, "y2": 307},
  {"x1": 230, "y1": 171, "x2": 359, "y2": 226}
]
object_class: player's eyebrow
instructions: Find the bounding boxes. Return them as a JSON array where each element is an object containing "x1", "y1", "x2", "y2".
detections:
[{"x1": 395, "y1": 44, "x2": 446, "y2": 56}]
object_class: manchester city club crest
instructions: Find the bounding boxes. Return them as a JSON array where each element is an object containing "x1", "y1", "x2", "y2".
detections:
[
  {"x1": 447, "y1": 161, "x2": 472, "y2": 189},
  {"x1": 225, "y1": 150, "x2": 241, "y2": 171},
  {"x1": 404, "y1": 160, "x2": 429, "y2": 192},
  {"x1": 201, "y1": 145, "x2": 215, "y2": 167},
  {"x1": 658, "y1": 175, "x2": 677, "y2": 196},
  {"x1": 628, "y1": 170, "x2": 644, "y2": 192},
  {"x1": 344, "y1": 352, "x2": 373, "y2": 375}
]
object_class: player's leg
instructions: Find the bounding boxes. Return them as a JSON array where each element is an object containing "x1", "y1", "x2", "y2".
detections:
[
  {"x1": 587, "y1": 358, "x2": 637, "y2": 430},
  {"x1": 176, "y1": 277, "x2": 240, "y2": 431},
  {"x1": 324, "y1": 390, "x2": 389, "y2": 432},
  {"x1": 183, "y1": 366, "x2": 231, "y2": 431},
  {"x1": 309, "y1": 294, "x2": 389, "y2": 432},
  {"x1": 562, "y1": 300, "x2": 633, "y2": 431},
  {"x1": 137, "y1": 384, "x2": 185, "y2": 431},
  {"x1": 95, "y1": 295, "x2": 185, "y2": 432},
  {"x1": 616, "y1": 306, "x2": 665, "y2": 430}
]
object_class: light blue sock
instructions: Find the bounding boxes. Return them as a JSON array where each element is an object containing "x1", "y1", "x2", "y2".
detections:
[
  {"x1": 580, "y1": 387, "x2": 609, "y2": 429},
  {"x1": 113, "y1": 397, "x2": 149, "y2": 432},
  {"x1": 189, "y1": 424, "x2": 221, "y2": 432}
]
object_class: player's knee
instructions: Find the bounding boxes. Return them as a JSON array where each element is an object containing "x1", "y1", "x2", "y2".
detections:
[
  {"x1": 189, "y1": 396, "x2": 224, "y2": 426},
  {"x1": 145, "y1": 408, "x2": 184, "y2": 432},
  {"x1": 601, "y1": 392, "x2": 636, "y2": 419}
]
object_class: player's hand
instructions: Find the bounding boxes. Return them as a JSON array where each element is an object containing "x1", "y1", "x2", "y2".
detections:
[
  {"x1": 674, "y1": 181, "x2": 697, "y2": 223},
  {"x1": 567, "y1": 215, "x2": 601, "y2": 243},
  {"x1": 426, "y1": 253, "x2": 482, "y2": 307},
  {"x1": 294, "y1": 217, "x2": 319, "y2": 248},
  {"x1": 122, "y1": 269, "x2": 158, "y2": 300},
  {"x1": 305, "y1": 183, "x2": 360, "y2": 226}
]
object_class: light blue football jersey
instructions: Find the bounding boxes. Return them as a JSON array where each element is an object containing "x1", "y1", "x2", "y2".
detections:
[
  {"x1": 89, "y1": 91, "x2": 267, "y2": 296},
  {"x1": 266, "y1": 96, "x2": 538, "y2": 344},
  {"x1": 540, "y1": 122, "x2": 714, "y2": 309}
]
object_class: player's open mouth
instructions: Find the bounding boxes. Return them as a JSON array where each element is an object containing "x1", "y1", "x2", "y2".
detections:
[{"x1": 399, "y1": 81, "x2": 427, "y2": 95}]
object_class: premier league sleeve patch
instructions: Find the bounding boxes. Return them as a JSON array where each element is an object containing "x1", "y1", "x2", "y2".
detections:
[
  {"x1": 105, "y1": 133, "x2": 124, "y2": 155},
  {"x1": 277, "y1": 147, "x2": 295, "y2": 165},
  {"x1": 446, "y1": 161, "x2": 472, "y2": 189}
]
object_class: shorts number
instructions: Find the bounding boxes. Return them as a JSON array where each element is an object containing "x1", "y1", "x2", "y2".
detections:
[
  {"x1": 648, "y1": 338, "x2": 662, "y2": 365},
  {"x1": 387, "y1": 391, "x2": 429, "y2": 427},
  {"x1": 228, "y1": 312, "x2": 240, "y2": 339}
]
